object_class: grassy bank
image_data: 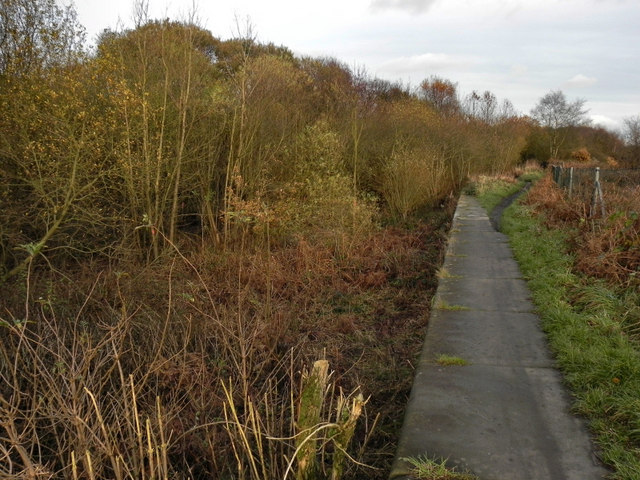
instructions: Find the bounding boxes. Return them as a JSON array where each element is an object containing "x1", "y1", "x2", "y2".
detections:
[{"x1": 478, "y1": 175, "x2": 640, "y2": 479}]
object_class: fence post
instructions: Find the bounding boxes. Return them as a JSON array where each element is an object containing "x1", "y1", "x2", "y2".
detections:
[
  {"x1": 552, "y1": 165, "x2": 562, "y2": 185},
  {"x1": 591, "y1": 167, "x2": 606, "y2": 217},
  {"x1": 568, "y1": 167, "x2": 574, "y2": 198}
]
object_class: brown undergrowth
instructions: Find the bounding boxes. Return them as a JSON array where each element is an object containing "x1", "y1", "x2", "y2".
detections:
[
  {"x1": 0, "y1": 202, "x2": 454, "y2": 479},
  {"x1": 524, "y1": 174, "x2": 640, "y2": 286}
]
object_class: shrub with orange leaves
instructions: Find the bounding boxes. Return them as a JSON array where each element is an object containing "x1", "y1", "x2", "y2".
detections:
[{"x1": 570, "y1": 147, "x2": 592, "y2": 163}]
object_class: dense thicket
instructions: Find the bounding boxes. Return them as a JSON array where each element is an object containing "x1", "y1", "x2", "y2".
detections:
[{"x1": 0, "y1": 15, "x2": 536, "y2": 277}]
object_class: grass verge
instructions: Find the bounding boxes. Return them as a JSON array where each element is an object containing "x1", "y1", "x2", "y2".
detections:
[
  {"x1": 468, "y1": 171, "x2": 544, "y2": 214},
  {"x1": 479, "y1": 179, "x2": 640, "y2": 479}
]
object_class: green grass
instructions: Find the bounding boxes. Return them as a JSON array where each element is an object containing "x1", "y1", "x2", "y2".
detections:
[
  {"x1": 436, "y1": 267, "x2": 462, "y2": 279},
  {"x1": 436, "y1": 354, "x2": 469, "y2": 366},
  {"x1": 490, "y1": 190, "x2": 640, "y2": 479},
  {"x1": 469, "y1": 171, "x2": 544, "y2": 214},
  {"x1": 475, "y1": 181, "x2": 522, "y2": 213},
  {"x1": 518, "y1": 171, "x2": 545, "y2": 183},
  {"x1": 402, "y1": 456, "x2": 477, "y2": 480},
  {"x1": 434, "y1": 299, "x2": 471, "y2": 311}
]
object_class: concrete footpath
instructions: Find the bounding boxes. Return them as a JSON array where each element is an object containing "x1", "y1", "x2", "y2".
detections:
[{"x1": 390, "y1": 195, "x2": 608, "y2": 480}]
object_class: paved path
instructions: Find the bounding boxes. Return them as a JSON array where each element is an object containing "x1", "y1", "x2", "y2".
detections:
[{"x1": 390, "y1": 195, "x2": 608, "y2": 480}]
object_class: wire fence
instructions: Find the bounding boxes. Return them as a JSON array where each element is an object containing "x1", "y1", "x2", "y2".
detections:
[{"x1": 550, "y1": 165, "x2": 640, "y2": 217}]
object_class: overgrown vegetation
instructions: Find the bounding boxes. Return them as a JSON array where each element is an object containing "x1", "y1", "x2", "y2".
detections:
[
  {"x1": 1, "y1": 0, "x2": 635, "y2": 478},
  {"x1": 477, "y1": 173, "x2": 640, "y2": 479},
  {"x1": 1, "y1": 205, "x2": 454, "y2": 479}
]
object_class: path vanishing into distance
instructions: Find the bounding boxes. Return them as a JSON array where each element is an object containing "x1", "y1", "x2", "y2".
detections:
[{"x1": 390, "y1": 194, "x2": 609, "y2": 480}]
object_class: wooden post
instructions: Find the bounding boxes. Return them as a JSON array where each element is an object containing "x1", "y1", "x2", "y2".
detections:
[
  {"x1": 591, "y1": 167, "x2": 606, "y2": 217},
  {"x1": 591, "y1": 167, "x2": 598, "y2": 215},
  {"x1": 568, "y1": 167, "x2": 574, "y2": 198}
]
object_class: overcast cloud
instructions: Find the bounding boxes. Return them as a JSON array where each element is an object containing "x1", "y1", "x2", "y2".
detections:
[
  {"x1": 75, "y1": 0, "x2": 640, "y2": 130},
  {"x1": 370, "y1": 0, "x2": 438, "y2": 14},
  {"x1": 378, "y1": 52, "x2": 481, "y2": 75},
  {"x1": 566, "y1": 75, "x2": 598, "y2": 89}
]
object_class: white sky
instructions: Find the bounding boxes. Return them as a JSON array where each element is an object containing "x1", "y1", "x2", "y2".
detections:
[{"x1": 74, "y1": 0, "x2": 640, "y2": 131}]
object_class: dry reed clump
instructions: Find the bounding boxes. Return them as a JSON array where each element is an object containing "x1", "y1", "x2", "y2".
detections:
[
  {"x1": 0, "y1": 261, "x2": 358, "y2": 480},
  {"x1": 0, "y1": 209, "x2": 451, "y2": 480}
]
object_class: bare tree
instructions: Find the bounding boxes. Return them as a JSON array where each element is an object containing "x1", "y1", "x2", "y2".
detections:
[
  {"x1": 419, "y1": 76, "x2": 460, "y2": 116},
  {"x1": 498, "y1": 98, "x2": 518, "y2": 121},
  {"x1": 132, "y1": 0, "x2": 149, "y2": 28},
  {"x1": 478, "y1": 90, "x2": 498, "y2": 124},
  {"x1": 530, "y1": 90, "x2": 588, "y2": 160},
  {"x1": 462, "y1": 90, "x2": 515, "y2": 125}
]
